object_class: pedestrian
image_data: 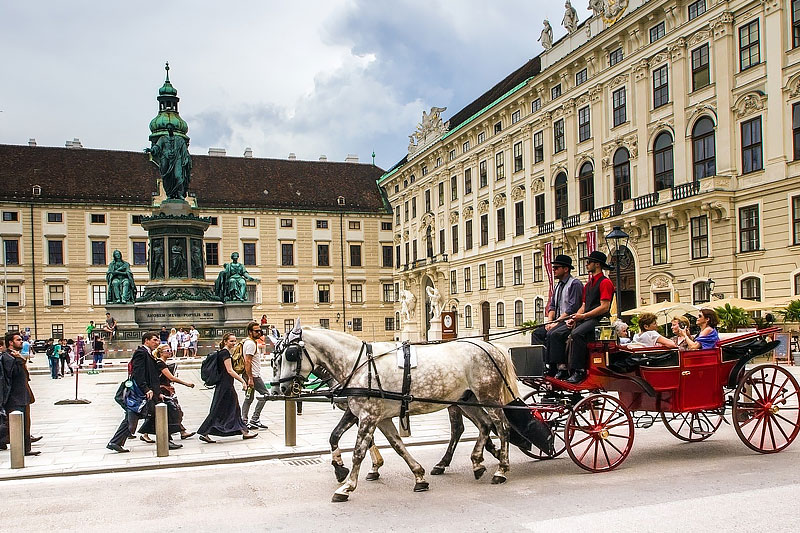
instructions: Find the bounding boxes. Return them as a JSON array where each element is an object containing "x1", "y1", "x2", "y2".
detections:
[
  {"x1": 49, "y1": 339, "x2": 62, "y2": 379},
  {"x1": 20, "y1": 336, "x2": 31, "y2": 362},
  {"x1": 107, "y1": 332, "x2": 172, "y2": 453},
  {"x1": 92, "y1": 335, "x2": 105, "y2": 370},
  {"x1": 75, "y1": 335, "x2": 85, "y2": 368},
  {"x1": 159, "y1": 326, "x2": 169, "y2": 345},
  {"x1": 188, "y1": 325, "x2": 199, "y2": 357},
  {"x1": 168, "y1": 328, "x2": 178, "y2": 355},
  {"x1": 103, "y1": 312, "x2": 117, "y2": 340},
  {"x1": 198, "y1": 333, "x2": 258, "y2": 443},
  {"x1": 138, "y1": 344, "x2": 195, "y2": 443},
  {"x1": 260, "y1": 314, "x2": 268, "y2": 327},
  {"x1": 1, "y1": 331, "x2": 40, "y2": 456},
  {"x1": 241, "y1": 321, "x2": 269, "y2": 430},
  {"x1": 61, "y1": 339, "x2": 75, "y2": 376},
  {"x1": 86, "y1": 320, "x2": 96, "y2": 339}
]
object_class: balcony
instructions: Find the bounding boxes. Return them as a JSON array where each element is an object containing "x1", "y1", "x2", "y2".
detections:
[
  {"x1": 633, "y1": 192, "x2": 659, "y2": 211},
  {"x1": 538, "y1": 221, "x2": 555, "y2": 235},
  {"x1": 405, "y1": 253, "x2": 449, "y2": 272},
  {"x1": 589, "y1": 203, "x2": 623, "y2": 222},
  {"x1": 672, "y1": 180, "x2": 700, "y2": 201},
  {"x1": 562, "y1": 214, "x2": 581, "y2": 229}
]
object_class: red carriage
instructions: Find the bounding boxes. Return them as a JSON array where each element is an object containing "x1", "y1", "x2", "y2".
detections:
[{"x1": 512, "y1": 327, "x2": 800, "y2": 472}]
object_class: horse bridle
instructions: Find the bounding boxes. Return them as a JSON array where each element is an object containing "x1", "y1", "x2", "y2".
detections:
[{"x1": 270, "y1": 331, "x2": 315, "y2": 395}]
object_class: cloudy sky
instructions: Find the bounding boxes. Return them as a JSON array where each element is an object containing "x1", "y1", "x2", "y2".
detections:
[{"x1": 0, "y1": 1, "x2": 592, "y2": 169}]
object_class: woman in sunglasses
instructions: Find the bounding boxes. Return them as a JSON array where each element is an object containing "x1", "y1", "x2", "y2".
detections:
[
  {"x1": 677, "y1": 308, "x2": 720, "y2": 350},
  {"x1": 138, "y1": 344, "x2": 196, "y2": 443}
]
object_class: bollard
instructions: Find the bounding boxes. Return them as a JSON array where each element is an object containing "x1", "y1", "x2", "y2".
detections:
[
  {"x1": 398, "y1": 413, "x2": 411, "y2": 437},
  {"x1": 285, "y1": 398, "x2": 297, "y2": 446},
  {"x1": 9, "y1": 410, "x2": 25, "y2": 469},
  {"x1": 155, "y1": 403, "x2": 169, "y2": 457}
]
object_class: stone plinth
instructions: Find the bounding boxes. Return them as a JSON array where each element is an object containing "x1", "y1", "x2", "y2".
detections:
[
  {"x1": 427, "y1": 316, "x2": 442, "y2": 341},
  {"x1": 400, "y1": 319, "x2": 422, "y2": 342}
]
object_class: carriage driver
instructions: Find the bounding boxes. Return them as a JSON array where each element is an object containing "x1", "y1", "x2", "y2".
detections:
[
  {"x1": 531, "y1": 254, "x2": 583, "y2": 380},
  {"x1": 563, "y1": 250, "x2": 615, "y2": 384}
]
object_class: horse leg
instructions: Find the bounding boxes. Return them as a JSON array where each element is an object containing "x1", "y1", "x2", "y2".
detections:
[
  {"x1": 376, "y1": 419, "x2": 429, "y2": 492},
  {"x1": 459, "y1": 404, "x2": 500, "y2": 461},
  {"x1": 365, "y1": 444, "x2": 384, "y2": 481},
  {"x1": 468, "y1": 414, "x2": 492, "y2": 480},
  {"x1": 486, "y1": 407, "x2": 511, "y2": 484},
  {"x1": 332, "y1": 417, "x2": 377, "y2": 503},
  {"x1": 431, "y1": 405, "x2": 465, "y2": 475},
  {"x1": 330, "y1": 409, "x2": 357, "y2": 483}
]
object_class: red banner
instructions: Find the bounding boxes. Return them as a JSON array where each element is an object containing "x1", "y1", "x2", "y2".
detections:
[
  {"x1": 587, "y1": 229, "x2": 597, "y2": 254},
  {"x1": 544, "y1": 241, "x2": 554, "y2": 313}
]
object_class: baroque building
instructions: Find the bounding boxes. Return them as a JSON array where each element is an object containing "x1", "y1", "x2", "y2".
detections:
[{"x1": 381, "y1": 0, "x2": 800, "y2": 339}]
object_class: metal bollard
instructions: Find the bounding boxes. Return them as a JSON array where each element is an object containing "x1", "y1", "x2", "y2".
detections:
[
  {"x1": 155, "y1": 403, "x2": 169, "y2": 457},
  {"x1": 285, "y1": 398, "x2": 297, "y2": 446},
  {"x1": 9, "y1": 410, "x2": 25, "y2": 469}
]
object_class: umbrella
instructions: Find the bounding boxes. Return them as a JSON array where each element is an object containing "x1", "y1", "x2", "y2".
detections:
[
  {"x1": 623, "y1": 301, "x2": 700, "y2": 325},
  {"x1": 704, "y1": 297, "x2": 765, "y2": 312},
  {"x1": 757, "y1": 296, "x2": 797, "y2": 310}
]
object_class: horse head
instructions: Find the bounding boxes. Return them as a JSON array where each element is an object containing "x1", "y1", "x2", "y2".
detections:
[{"x1": 272, "y1": 319, "x2": 316, "y2": 395}]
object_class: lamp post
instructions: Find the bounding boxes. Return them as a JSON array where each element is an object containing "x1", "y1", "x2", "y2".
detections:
[
  {"x1": 605, "y1": 226, "x2": 630, "y2": 319},
  {"x1": 706, "y1": 277, "x2": 715, "y2": 303}
]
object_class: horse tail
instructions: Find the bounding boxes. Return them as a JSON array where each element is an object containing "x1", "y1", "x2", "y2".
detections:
[{"x1": 495, "y1": 345, "x2": 520, "y2": 405}]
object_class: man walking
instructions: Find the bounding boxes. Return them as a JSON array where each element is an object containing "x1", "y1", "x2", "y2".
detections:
[
  {"x1": 1, "y1": 331, "x2": 39, "y2": 455},
  {"x1": 107, "y1": 332, "x2": 165, "y2": 453},
  {"x1": 241, "y1": 321, "x2": 269, "y2": 430},
  {"x1": 531, "y1": 254, "x2": 583, "y2": 379}
]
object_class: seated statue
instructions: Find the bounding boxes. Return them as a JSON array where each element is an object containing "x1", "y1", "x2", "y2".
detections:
[
  {"x1": 214, "y1": 252, "x2": 258, "y2": 302},
  {"x1": 106, "y1": 249, "x2": 136, "y2": 304}
]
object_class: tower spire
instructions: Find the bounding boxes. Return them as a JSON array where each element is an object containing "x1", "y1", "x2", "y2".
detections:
[{"x1": 164, "y1": 61, "x2": 170, "y2": 82}]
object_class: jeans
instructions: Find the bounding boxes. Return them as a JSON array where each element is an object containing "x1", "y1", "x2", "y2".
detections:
[
  {"x1": 242, "y1": 377, "x2": 269, "y2": 422},
  {"x1": 93, "y1": 352, "x2": 104, "y2": 369},
  {"x1": 48, "y1": 357, "x2": 59, "y2": 379}
]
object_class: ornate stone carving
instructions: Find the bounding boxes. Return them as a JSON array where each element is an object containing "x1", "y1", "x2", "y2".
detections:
[
  {"x1": 562, "y1": 1, "x2": 579, "y2": 33},
  {"x1": 602, "y1": 134, "x2": 638, "y2": 169},
  {"x1": 477, "y1": 200, "x2": 490, "y2": 214},
  {"x1": 686, "y1": 29, "x2": 711, "y2": 47},
  {"x1": 511, "y1": 185, "x2": 526, "y2": 201},
  {"x1": 408, "y1": 107, "x2": 450, "y2": 158},
  {"x1": 532, "y1": 178, "x2": 545, "y2": 193},
  {"x1": 463, "y1": 206, "x2": 473, "y2": 219},
  {"x1": 138, "y1": 287, "x2": 221, "y2": 303},
  {"x1": 449, "y1": 211, "x2": 459, "y2": 224},
  {"x1": 628, "y1": 28, "x2": 641, "y2": 50},
  {"x1": 651, "y1": 275, "x2": 671, "y2": 289},
  {"x1": 595, "y1": 0, "x2": 630, "y2": 26},
  {"x1": 420, "y1": 212, "x2": 436, "y2": 231},
  {"x1": 668, "y1": 38, "x2": 686, "y2": 60},
  {"x1": 539, "y1": 20, "x2": 554, "y2": 50},
  {"x1": 733, "y1": 92, "x2": 767, "y2": 119},
  {"x1": 762, "y1": 0, "x2": 781, "y2": 15},
  {"x1": 588, "y1": 84, "x2": 603, "y2": 102},
  {"x1": 609, "y1": 73, "x2": 629, "y2": 89},
  {"x1": 785, "y1": 73, "x2": 800, "y2": 99},
  {"x1": 394, "y1": 233, "x2": 402, "y2": 244},
  {"x1": 403, "y1": 230, "x2": 409, "y2": 240},
  {"x1": 493, "y1": 193, "x2": 507, "y2": 208},
  {"x1": 711, "y1": 12, "x2": 734, "y2": 39},
  {"x1": 632, "y1": 59, "x2": 650, "y2": 82}
]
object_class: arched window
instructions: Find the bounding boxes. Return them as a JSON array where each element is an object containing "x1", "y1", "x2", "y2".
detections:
[
  {"x1": 425, "y1": 225, "x2": 434, "y2": 258},
  {"x1": 795, "y1": 273, "x2": 800, "y2": 295},
  {"x1": 464, "y1": 305, "x2": 473, "y2": 329},
  {"x1": 395, "y1": 311, "x2": 401, "y2": 330},
  {"x1": 692, "y1": 117, "x2": 716, "y2": 179},
  {"x1": 514, "y1": 300, "x2": 524, "y2": 326},
  {"x1": 534, "y1": 297, "x2": 544, "y2": 324},
  {"x1": 653, "y1": 132, "x2": 674, "y2": 191},
  {"x1": 741, "y1": 277, "x2": 761, "y2": 301},
  {"x1": 613, "y1": 148, "x2": 631, "y2": 203},
  {"x1": 578, "y1": 162, "x2": 594, "y2": 213},
  {"x1": 496, "y1": 302, "x2": 505, "y2": 328},
  {"x1": 554, "y1": 172, "x2": 568, "y2": 220},
  {"x1": 692, "y1": 281, "x2": 710, "y2": 305}
]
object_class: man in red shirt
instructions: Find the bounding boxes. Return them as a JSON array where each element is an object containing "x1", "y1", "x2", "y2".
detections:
[{"x1": 564, "y1": 251, "x2": 615, "y2": 384}]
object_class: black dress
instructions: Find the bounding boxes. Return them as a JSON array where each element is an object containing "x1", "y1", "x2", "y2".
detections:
[
  {"x1": 139, "y1": 359, "x2": 185, "y2": 436},
  {"x1": 197, "y1": 350, "x2": 248, "y2": 436}
]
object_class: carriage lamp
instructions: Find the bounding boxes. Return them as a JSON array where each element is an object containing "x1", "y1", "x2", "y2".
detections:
[{"x1": 605, "y1": 226, "x2": 630, "y2": 319}]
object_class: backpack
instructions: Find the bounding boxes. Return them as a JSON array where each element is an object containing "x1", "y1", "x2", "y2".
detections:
[
  {"x1": 46, "y1": 345, "x2": 54, "y2": 357},
  {"x1": 200, "y1": 351, "x2": 223, "y2": 387},
  {"x1": 230, "y1": 341, "x2": 246, "y2": 376}
]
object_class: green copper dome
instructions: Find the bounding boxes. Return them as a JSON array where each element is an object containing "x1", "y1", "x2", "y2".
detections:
[{"x1": 149, "y1": 62, "x2": 189, "y2": 142}]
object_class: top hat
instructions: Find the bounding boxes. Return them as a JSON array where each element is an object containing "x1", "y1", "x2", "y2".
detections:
[
  {"x1": 551, "y1": 254, "x2": 574, "y2": 270},
  {"x1": 585, "y1": 250, "x2": 614, "y2": 270}
]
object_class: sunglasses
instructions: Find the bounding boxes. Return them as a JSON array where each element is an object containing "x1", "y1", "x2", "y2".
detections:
[{"x1": 252, "y1": 329, "x2": 262, "y2": 335}]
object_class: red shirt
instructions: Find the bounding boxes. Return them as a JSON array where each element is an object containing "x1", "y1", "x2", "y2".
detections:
[{"x1": 583, "y1": 273, "x2": 615, "y2": 302}]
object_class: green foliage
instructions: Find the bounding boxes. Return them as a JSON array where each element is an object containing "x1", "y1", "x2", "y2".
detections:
[
  {"x1": 777, "y1": 300, "x2": 800, "y2": 324},
  {"x1": 714, "y1": 304, "x2": 751, "y2": 333},
  {"x1": 522, "y1": 319, "x2": 538, "y2": 329},
  {"x1": 629, "y1": 315, "x2": 640, "y2": 334}
]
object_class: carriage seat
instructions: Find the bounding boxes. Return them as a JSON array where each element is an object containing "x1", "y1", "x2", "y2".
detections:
[{"x1": 606, "y1": 344, "x2": 679, "y2": 373}]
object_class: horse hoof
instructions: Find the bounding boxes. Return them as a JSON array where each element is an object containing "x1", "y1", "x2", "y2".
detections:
[
  {"x1": 365, "y1": 472, "x2": 380, "y2": 481},
  {"x1": 491, "y1": 475, "x2": 507, "y2": 485},
  {"x1": 333, "y1": 465, "x2": 350, "y2": 483},
  {"x1": 430, "y1": 466, "x2": 445, "y2": 476},
  {"x1": 473, "y1": 466, "x2": 486, "y2": 480},
  {"x1": 413, "y1": 481, "x2": 429, "y2": 492},
  {"x1": 331, "y1": 493, "x2": 349, "y2": 503}
]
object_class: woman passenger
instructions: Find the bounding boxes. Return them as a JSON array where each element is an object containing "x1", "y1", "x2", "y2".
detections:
[
  {"x1": 670, "y1": 316, "x2": 693, "y2": 350},
  {"x1": 678, "y1": 308, "x2": 720, "y2": 350},
  {"x1": 632, "y1": 313, "x2": 678, "y2": 348}
]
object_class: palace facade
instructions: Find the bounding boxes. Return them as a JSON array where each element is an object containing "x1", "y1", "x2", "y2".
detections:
[{"x1": 380, "y1": 0, "x2": 800, "y2": 339}]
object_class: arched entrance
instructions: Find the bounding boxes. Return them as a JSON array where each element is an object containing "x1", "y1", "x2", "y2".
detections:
[
  {"x1": 423, "y1": 276, "x2": 433, "y2": 339},
  {"x1": 481, "y1": 301, "x2": 490, "y2": 341},
  {"x1": 611, "y1": 245, "x2": 637, "y2": 315}
]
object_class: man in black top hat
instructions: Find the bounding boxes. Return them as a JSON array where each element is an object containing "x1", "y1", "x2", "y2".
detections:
[
  {"x1": 564, "y1": 250, "x2": 615, "y2": 384},
  {"x1": 531, "y1": 254, "x2": 583, "y2": 379}
]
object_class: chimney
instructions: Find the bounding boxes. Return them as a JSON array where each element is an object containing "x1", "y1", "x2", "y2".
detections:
[
  {"x1": 319, "y1": 155, "x2": 328, "y2": 161},
  {"x1": 66, "y1": 138, "x2": 83, "y2": 148},
  {"x1": 345, "y1": 154, "x2": 359, "y2": 163},
  {"x1": 288, "y1": 152, "x2": 297, "y2": 160},
  {"x1": 28, "y1": 138, "x2": 37, "y2": 147},
  {"x1": 208, "y1": 147, "x2": 226, "y2": 157},
  {"x1": 243, "y1": 147, "x2": 253, "y2": 158}
]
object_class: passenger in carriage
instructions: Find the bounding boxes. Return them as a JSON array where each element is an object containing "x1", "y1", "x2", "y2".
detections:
[
  {"x1": 531, "y1": 254, "x2": 584, "y2": 379},
  {"x1": 677, "y1": 308, "x2": 719, "y2": 350},
  {"x1": 669, "y1": 316, "x2": 693, "y2": 350},
  {"x1": 613, "y1": 320, "x2": 631, "y2": 345},
  {"x1": 630, "y1": 313, "x2": 677, "y2": 348},
  {"x1": 564, "y1": 251, "x2": 615, "y2": 384}
]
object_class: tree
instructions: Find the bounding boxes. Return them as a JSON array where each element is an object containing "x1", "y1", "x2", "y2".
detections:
[{"x1": 714, "y1": 304, "x2": 751, "y2": 333}]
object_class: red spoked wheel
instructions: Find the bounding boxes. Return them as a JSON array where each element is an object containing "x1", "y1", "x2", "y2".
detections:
[
  {"x1": 565, "y1": 394, "x2": 634, "y2": 472},
  {"x1": 661, "y1": 409, "x2": 724, "y2": 442},
  {"x1": 732, "y1": 364, "x2": 800, "y2": 453},
  {"x1": 517, "y1": 391, "x2": 568, "y2": 460}
]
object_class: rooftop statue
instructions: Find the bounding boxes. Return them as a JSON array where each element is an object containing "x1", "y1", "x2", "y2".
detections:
[
  {"x1": 146, "y1": 123, "x2": 192, "y2": 199},
  {"x1": 563, "y1": 1, "x2": 579, "y2": 33},
  {"x1": 214, "y1": 252, "x2": 258, "y2": 302},
  {"x1": 539, "y1": 20, "x2": 554, "y2": 51},
  {"x1": 407, "y1": 107, "x2": 449, "y2": 156},
  {"x1": 106, "y1": 249, "x2": 136, "y2": 304},
  {"x1": 589, "y1": 0, "x2": 604, "y2": 17}
]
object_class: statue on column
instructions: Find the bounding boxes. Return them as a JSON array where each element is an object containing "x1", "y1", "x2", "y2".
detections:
[
  {"x1": 562, "y1": 1, "x2": 579, "y2": 33},
  {"x1": 426, "y1": 286, "x2": 443, "y2": 320},
  {"x1": 539, "y1": 20, "x2": 554, "y2": 51},
  {"x1": 106, "y1": 250, "x2": 136, "y2": 303},
  {"x1": 214, "y1": 252, "x2": 258, "y2": 302},
  {"x1": 145, "y1": 123, "x2": 192, "y2": 199}
]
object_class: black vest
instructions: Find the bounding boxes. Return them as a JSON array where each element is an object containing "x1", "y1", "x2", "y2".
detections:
[{"x1": 584, "y1": 273, "x2": 612, "y2": 318}]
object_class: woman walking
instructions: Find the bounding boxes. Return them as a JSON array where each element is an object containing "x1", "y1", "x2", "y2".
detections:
[
  {"x1": 198, "y1": 333, "x2": 258, "y2": 443},
  {"x1": 139, "y1": 344, "x2": 196, "y2": 443}
]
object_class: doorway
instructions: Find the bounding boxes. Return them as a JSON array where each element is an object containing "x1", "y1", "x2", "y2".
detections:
[{"x1": 612, "y1": 245, "x2": 637, "y2": 315}]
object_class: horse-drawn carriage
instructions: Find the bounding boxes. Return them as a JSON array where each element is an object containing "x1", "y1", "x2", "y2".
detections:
[{"x1": 511, "y1": 326, "x2": 800, "y2": 472}]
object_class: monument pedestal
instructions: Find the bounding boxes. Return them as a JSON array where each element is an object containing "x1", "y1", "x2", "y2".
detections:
[
  {"x1": 427, "y1": 316, "x2": 443, "y2": 341},
  {"x1": 400, "y1": 320, "x2": 422, "y2": 343}
]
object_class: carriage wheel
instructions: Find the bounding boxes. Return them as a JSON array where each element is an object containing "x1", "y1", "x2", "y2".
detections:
[
  {"x1": 661, "y1": 409, "x2": 724, "y2": 442},
  {"x1": 732, "y1": 364, "x2": 800, "y2": 454},
  {"x1": 517, "y1": 392, "x2": 567, "y2": 460},
  {"x1": 565, "y1": 394, "x2": 634, "y2": 472}
]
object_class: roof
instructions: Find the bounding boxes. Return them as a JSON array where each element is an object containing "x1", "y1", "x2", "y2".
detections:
[{"x1": 0, "y1": 144, "x2": 389, "y2": 213}]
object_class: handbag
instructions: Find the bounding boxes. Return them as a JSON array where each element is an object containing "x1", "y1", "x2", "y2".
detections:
[{"x1": 123, "y1": 378, "x2": 149, "y2": 414}]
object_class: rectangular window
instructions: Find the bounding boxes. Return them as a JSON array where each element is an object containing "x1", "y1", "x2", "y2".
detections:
[
  {"x1": 2, "y1": 211, "x2": 19, "y2": 222},
  {"x1": 533, "y1": 252, "x2": 543, "y2": 282},
  {"x1": 515, "y1": 301, "x2": 524, "y2": 326},
  {"x1": 352, "y1": 318, "x2": 362, "y2": 332},
  {"x1": 133, "y1": 241, "x2": 147, "y2": 265},
  {"x1": 463, "y1": 140, "x2": 470, "y2": 152},
  {"x1": 208, "y1": 217, "x2": 218, "y2": 226},
  {"x1": 282, "y1": 284, "x2": 295, "y2": 304},
  {"x1": 691, "y1": 44, "x2": 710, "y2": 91},
  {"x1": 205, "y1": 242, "x2": 219, "y2": 265},
  {"x1": 404, "y1": 201, "x2": 409, "y2": 222},
  {"x1": 609, "y1": 48, "x2": 623, "y2": 66},
  {"x1": 281, "y1": 243, "x2": 294, "y2": 266},
  {"x1": 478, "y1": 131, "x2": 486, "y2": 144},
  {"x1": 551, "y1": 84, "x2": 561, "y2": 100},
  {"x1": 436, "y1": 157, "x2": 442, "y2": 168},
  {"x1": 739, "y1": 205, "x2": 760, "y2": 252},
  {"x1": 534, "y1": 194, "x2": 545, "y2": 226},
  {"x1": 92, "y1": 285, "x2": 106, "y2": 306},
  {"x1": 49, "y1": 285, "x2": 64, "y2": 306},
  {"x1": 494, "y1": 121, "x2": 502, "y2": 134},
  {"x1": 350, "y1": 284, "x2": 363, "y2": 303},
  {"x1": 464, "y1": 168, "x2": 472, "y2": 194},
  {"x1": 465, "y1": 220, "x2": 473, "y2": 250},
  {"x1": 741, "y1": 117, "x2": 763, "y2": 174},
  {"x1": 577, "y1": 241, "x2": 588, "y2": 276},
  {"x1": 531, "y1": 98, "x2": 541, "y2": 113},
  {"x1": 575, "y1": 68, "x2": 587, "y2": 86},
  {"x1": 515, "y1": 201, "x2": 524, "y2": 236},
  {"x1": 450, "y1": 270, "x2": 458, "y2": 294},
  {"x1": 793, "y1": 196, "x2": 800, "y2": 246},
  {"x1": 284, "y1": 319, "x2": 294, "y2": 333},
  {"x1": 47, "y1": 240, "x2": 63, "y2": 265},
  {"x1": 652, "y1": 224, "x2": 668, "y2": 265},
  {"x1": 91, "y1": 241, "x2": 106, "y2": 266},
  {"x1": 350, "y1": 244, "x2": 362, "y2": 267},
  {"x1": 47, "y1": 212, "x2": 63, "y2": 223},
  {"x1": 653, "y1": 64, "x2": 669, "y2": 108},
  {"x1": 578, "y1": 106, "x2": 591, "y2": 142},
  {"x1": 90, "y1": 213, "x2": 105, "y2": 224},
  {"x1": 739, "y1": 20, "x2": 760, "y2": 71},
  {"x1": 465, "y1": 305, "x2": 473, "y2": 328},
  {"x1": 533, "y1": 131, "x2": 544, "y2": 163},
  {"x1": 513, "y1": 256, "x2": 523, "y2": 285},
  {"x1": 396, "y1": 245, "x2": 400, "y2": 267},
  {"x1": 612, "y1": 87, "x2": 627, "y2": 127},
  {"x1": 314, "y1": 243, "x2": 328, "y2": 267},
  {"x1": 495, "y1": 260, "x2": 504, "y2": 288},
  {"x1": 650, "y1": 21, "x2": 665, "y2": 43},
  {"x1": 243, "y1": 217, "x2": 256, "y2": 227},
  {"x1": 439, "y1": 228, "x2": 445, "y2": 255},
  {"x1": 320, "y1": 319, "x2": 330, "y2": 329},
  {"x1": 479, "y1": 264, "x2": 487, "y2": 290},
  {"x1": 511, "y1": 110, "x2": 521, "y2": 124},
  {"x1": 449, "y1": 149, "x2": 456, "y2": 161},
  {"x1": 348, "y1": 221, "x2": 361, "y2": 230},
  {"x1": 464, "y1": 267, "x2": 472, "y2": 292},
  {"x1": 794, "y1": 0, "x2": 800, "y2": 48},
  {"x1": 497, "y1": 208, "x2": 505, "y2": 242},
  {"x1": 497, "y1": 303, "x2": 505, "y2": 328},
  {"x1": 553, "y1": 119, "x2": 565, "y2": 153},
  {"x1": 480, "y1": 214, "x2": 489, "y2": 246},
  {"x1": 318, "y1": 283, "x2": 330, "y2": 303},
  {"x1": 426, "y1": 188, "x2": 432, "y2": 211},
  {"x1": 3, "y1": 239, "x2": 18, "y2": 265},
  {"x1": 412, "y1": 198, "x2": 417, "y2": 218},
  {"x1": 422, "y1": 165, "x2": 429, "y2": 176},
  {"x1": 690, "y1": 215, "x2": 709, "y2": 259},
  {"x1": 316, "y1": 219, "x2": 328, "y2": 229},
  {"x1": 451, "y1": 175, "x2": 458, "y2": 201},
  {"x1": 5, "y1": 285, "x2": 20, "y2": 307},
  {"x1": 396, "y1": 207, "x2": 400, "y2": 225},
  {"x1": 243, "y1": 242, "x2": 256, "y2": 265},
  {"x1": 385, "y1": 317, "x2": 395, "y2": 331},
  {"x1": 381, "y1": 221, "x2": 392, "y2": 231},
  {"x1": 279, "y1": 218, "x2": 292, "y2": 228},
  {"x1": 382, "y1": 245, "x2": 393, "y2": 268},
  {"x1": 794, "y1": 105, "x2": 800, "y2": 162},
  {"x1": 495, "y1": 151, "x2": 505, "y2": 180},
  {"x1": 479, "y1": 160, "x2": 488, "y2": 188},
  {"x1": 688, "y1": 0, "x2": 706, "y2": 21},
  {"x1": 513, "y1": 142, "x2": 523, "y2": 172},
  {"x1": 451, "y1": 224, "x2": 459, "y2": 253},
  {"x1": 383, "y1": 283, "x2": 394, "y2": 303}
]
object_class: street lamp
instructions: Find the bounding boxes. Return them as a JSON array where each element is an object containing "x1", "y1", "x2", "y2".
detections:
[
  {"x1": 605, "y1": 226, "x2": 630, "y2": 319},
  {"x1": 705, "y1": 277, "x2": 723, "y2": 300}
]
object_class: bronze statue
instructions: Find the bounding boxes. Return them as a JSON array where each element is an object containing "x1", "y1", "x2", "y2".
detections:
[
  {"x1": 149, "y1": 238, "x2": 165, "y2": 279},
  {"x1": 146, "y1": 123, "x2": 192, "y2": 199},
  {"x1": 190, "y1": 238, "x2": 204, "y2": 279},
  {"x1": 106, "y1": 249, "x2": 136, "y2": 303},
  {"x1": 214, "y1": 252, "x2": 257, "y2": 302},
  {"x1": 169, "y1": 238, "x2": 187, "y2": 278}
]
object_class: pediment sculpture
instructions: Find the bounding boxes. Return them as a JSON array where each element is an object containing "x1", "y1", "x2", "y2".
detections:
[{"x1": 408, "y1": 107, "x2": 450, "y2": 157}]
